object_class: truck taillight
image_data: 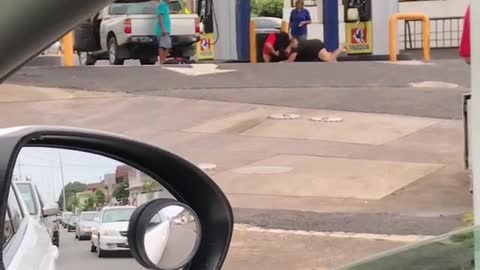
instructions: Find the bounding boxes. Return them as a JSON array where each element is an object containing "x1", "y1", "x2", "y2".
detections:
[
  {"x1": 195, "y1": 18, "x2": 200, "y2": 33},
  {"x1": 124, "y1": 19, "x2": 132, "y2": 34}
]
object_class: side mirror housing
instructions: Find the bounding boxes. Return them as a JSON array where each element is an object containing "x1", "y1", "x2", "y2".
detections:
[{"x1": 43, "y1": 203, "x2": 59, "y2": 217}]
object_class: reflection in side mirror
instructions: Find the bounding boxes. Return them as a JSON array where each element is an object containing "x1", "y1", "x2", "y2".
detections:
[
  {"x1": 11, "y1": 145, "x2": 179, "y2": 266},
  {"x1": 129, "y1": 200, "x2": 201, "y2": 270},
  {"x1": 43, "y1": 203, "x2": 59, "y2": 217}
]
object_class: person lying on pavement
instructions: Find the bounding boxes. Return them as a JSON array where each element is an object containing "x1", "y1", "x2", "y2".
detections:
[{"x1": 285, "y1": 38, "x2": 346, "y2": 63}]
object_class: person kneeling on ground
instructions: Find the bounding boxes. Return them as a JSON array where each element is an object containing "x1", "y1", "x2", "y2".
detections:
[
  {"x1": 286, "y1": 39, "x2": 346, "y2": 62},
  {"x1": 263, "y1": 31, "x2": 291, "y2": 63}
]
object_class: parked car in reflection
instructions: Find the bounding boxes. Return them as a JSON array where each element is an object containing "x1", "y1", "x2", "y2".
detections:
[
  {"x1": 67, "y1": 214, "x2": 79, "y2": 232},
  {"x1": 14, "y1": 181, "x2": 60, "y2": 247},
  {"x1": 75, "y1": 211, "x2": 99, "y2": 240},
  {"x1": 90, "y1": 206, "x2": 136, "y2": 257},
  {"x1": 61, "y1": 211, "x2": 73, "y2": 228}
]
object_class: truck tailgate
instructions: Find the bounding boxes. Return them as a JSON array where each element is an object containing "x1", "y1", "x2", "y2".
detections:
[
  {"x1": 129, "y1": 14, "x2": 197, "y2": 36},
  {"x1": 129, "y1": 14, "x2": 156, "y2": 36},
  {"x1": 170, "y1": 14, "x2": 197, "y2": 36}
]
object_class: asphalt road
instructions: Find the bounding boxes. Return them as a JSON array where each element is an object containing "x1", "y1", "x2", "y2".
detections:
[
  {"x1": 57, "y1": 229, "x2": 144, "y2": 270},
  {"x1": 8, "y1": 60, "x2": 471, "y2": 119},
  {"x1": 234, "y1": 209, "x2": 464, "y2": 236}
]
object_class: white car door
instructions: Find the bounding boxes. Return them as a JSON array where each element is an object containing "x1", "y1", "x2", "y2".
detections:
[{"x1": 3, "y1": 186, "x2": 58, "y2": 270}]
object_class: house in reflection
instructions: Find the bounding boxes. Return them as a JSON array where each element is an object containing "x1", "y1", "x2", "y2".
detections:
[
  {"x1": 76, "y1": 190, "x2": 92, "y2": 210},
  {"x1": 125, "y1": 167, "x2": 173, "y2": 207},
  {"x1": 102, "y1": 173, "x2": 116, "y2": 202}
]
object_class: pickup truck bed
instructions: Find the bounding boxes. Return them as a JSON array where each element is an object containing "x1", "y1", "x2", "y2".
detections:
[{"x1": 74, "y1": 0, "x2": 200, "y2": 65}]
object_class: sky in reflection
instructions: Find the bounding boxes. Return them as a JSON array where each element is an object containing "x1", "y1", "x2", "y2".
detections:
[{"x1": 13, "y1": 147, "x2": 122, "y2": 203}]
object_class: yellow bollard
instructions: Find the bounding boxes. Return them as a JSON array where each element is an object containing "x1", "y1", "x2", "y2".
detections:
[
  {"x1": 389, "y1": 13, "x2": 431, "y2": 62},
  {"x1": 281, "y1": 21, "x2": 289, "y2": 33},
  {"x1": 250, "y1": 21, "x2": 257, "y2": 64},
  {"x1": 62, "y1": 32, "x2": 75, "y2": 67}
]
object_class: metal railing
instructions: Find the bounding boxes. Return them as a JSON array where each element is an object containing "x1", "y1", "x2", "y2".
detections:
[{"x1": 402, "y1": 16, "x2": 464, "y2": 50}]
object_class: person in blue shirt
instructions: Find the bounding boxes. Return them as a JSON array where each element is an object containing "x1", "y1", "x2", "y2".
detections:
[
  {"x1": 289, "y1": 0, "x2": 312, "y2": 40},
  {"x1": 156, "y1": 0, "x2": 172, "y2": 64}
]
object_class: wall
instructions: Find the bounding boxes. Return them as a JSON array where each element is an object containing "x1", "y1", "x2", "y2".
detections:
[
  {"x1": 399, "y1": 0, "x2": 468, "y2": 17},
  {"x1": 133, "y1": 190, "x2": 176, "y2": 207}
]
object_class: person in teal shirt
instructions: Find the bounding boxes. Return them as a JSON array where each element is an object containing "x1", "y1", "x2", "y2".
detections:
[{"x1": 157, "y1": 0, "x2": 172, "y2": 63}]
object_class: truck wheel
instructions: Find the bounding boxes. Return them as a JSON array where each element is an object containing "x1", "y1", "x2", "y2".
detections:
[
  {"x1": 140, "y1": 57, "x2": 157, "y2": 65},
  {"x1": 108, "y1": 37, "x2": 124, "y2": 65},
  {"x1": 78, "y1": 51, "x2": 96, "y2": 66}
]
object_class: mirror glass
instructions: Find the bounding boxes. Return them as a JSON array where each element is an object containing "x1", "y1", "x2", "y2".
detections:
[
  {"x1": 144, "y1": 204, "x2": 201, "y2": 270},
  {"x1": 8, "y1": 147, "x2": 175, "y2": 270}
]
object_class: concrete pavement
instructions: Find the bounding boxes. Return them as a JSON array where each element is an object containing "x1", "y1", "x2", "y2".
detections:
[{"x1": 0, "y1": 82, "x2": 470, "y2": 236}]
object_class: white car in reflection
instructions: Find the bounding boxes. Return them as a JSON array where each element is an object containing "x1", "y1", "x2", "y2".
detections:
[
  {"x1": 75, "y1": 211, "x2": 99, "y2": 240},
  {"x1": 5, "y1": 184, "x2": 58, "y2": 270},
  {"x1": 90, "y1": 206, "x2": 136, "y2": 257}
]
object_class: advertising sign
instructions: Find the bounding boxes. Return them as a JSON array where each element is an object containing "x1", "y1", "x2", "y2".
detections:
[
  {"x1": 345, "y1": 21, "x2": 373, "y2": 54},
  {"x1": 196, "y1": 33, "x2": 215, "y2": 61}
]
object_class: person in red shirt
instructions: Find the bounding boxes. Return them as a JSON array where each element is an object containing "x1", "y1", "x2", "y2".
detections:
[
  {"x1": 263, "y1": 32, "x2": 290, "y2": 62},
  {"x1": 460, "y1": 5, "x2": 471, "y2": 64}
]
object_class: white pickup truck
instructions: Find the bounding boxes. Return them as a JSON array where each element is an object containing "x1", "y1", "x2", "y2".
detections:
[{"x1": 74, "y1": 0, "x2": 200, "y2": 65}]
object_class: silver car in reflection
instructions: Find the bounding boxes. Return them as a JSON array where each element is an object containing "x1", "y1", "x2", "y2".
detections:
[{"x1": 75, "y1": 211, "x2": 99, "y2": 240}]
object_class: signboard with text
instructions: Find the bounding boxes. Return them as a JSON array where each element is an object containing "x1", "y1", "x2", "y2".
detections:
[
  {"x1": 196, "y1": 34, "x2": 215, "y2": 61},
  {"x1": 345, "y1": 21, "x2": 373, "y2": 54}
]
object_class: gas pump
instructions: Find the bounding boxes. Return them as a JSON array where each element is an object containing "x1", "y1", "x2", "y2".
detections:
[
  {"x1": 343, "y1": 0, "x2": 373, "y2": 55},
  {"x1": 196, "y1": 0, "x2": 215, "y2": 60},
  {"x1": 196, "y1": 0, "x2": 251, "y2": 61},
  {"x1": 197, "y1": 0, "x2": 214, "y2": 33}
]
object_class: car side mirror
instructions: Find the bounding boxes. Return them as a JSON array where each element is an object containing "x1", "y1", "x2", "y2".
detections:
[
  {"x1": 128, "y1": 199, "x2": 201, "y2": 270},
  {"x1": 94, "y1": 217, "x2": 100, "y2": 223},
  {"x1": 0, "y1": 126, "x2": 233, "y2": 270},
  {"x1": 43, "y1": 203, "x2": 59, "y2": 217}
]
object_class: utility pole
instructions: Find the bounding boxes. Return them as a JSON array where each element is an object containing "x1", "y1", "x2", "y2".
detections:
[
  {"x1": 50, "y1": 161, "x2": 56, "y2": 202},
  {"x1": 59, "y1": 151, "x2": 66, "y2": 211}
]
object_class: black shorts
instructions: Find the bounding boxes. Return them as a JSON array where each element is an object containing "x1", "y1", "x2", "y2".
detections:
[{"x1": 295, "y1": 39, "x2": 326, "y2": 62}]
